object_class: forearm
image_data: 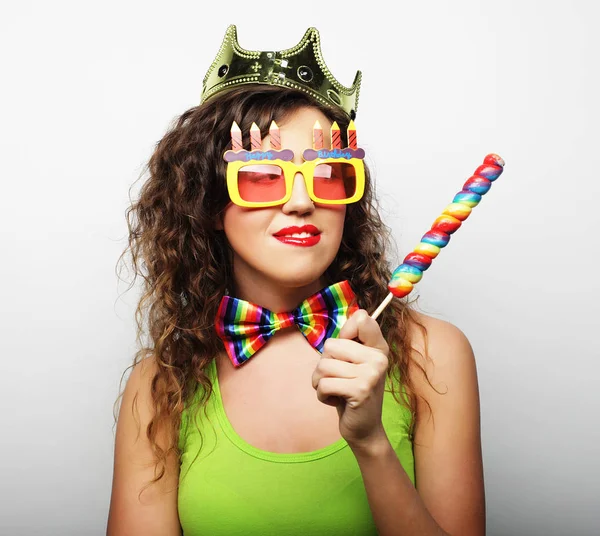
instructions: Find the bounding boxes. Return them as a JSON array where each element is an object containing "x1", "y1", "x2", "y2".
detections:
[{"x1": 351, "y1": 437, "x2": 449, "y2": 536}]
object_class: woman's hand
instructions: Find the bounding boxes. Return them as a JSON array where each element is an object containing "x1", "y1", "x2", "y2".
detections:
[{"x1": 311, "y1": 309, "x2": 390, "y2": 451}]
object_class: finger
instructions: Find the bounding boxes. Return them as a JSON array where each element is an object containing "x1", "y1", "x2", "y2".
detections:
[
  {"x1": 323, "y1": 338, "x2": 374, "y2": 364},
  {"x1": 338, "y1": 309, "x2": 389, "y2": 354},
  {"x1": 315, "y1": 377, "x2": 356, "y2": 406},
  {"x1": 312, "y1": 357, "x2": 356, "y2": 390},
  {"x1": 314, "y1": 355, "x2": 357, "y2": 382}
]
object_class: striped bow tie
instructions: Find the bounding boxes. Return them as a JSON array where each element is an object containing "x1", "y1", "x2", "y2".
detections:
[{"x1": 214, "y1": 280, "x2": 359, "y2": 368}]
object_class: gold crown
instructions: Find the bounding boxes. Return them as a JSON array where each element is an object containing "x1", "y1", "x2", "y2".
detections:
[{"x1": 200, "y1": 25, "x2": 362, "y2": 119}]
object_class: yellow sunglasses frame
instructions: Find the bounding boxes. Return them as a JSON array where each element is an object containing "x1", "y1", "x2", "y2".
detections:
[{"x1": 225, "y1": 157, "x2": 366, "y2": 208}]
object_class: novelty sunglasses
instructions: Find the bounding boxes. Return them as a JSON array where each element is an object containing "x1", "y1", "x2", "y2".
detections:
[{"x1": 222, "y1": 120, "x2": 366, "y2": 208}]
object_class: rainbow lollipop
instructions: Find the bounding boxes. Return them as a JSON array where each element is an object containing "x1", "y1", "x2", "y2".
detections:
[{"x1": 371, "y1": 153, "x2": 505, "y2": 320}]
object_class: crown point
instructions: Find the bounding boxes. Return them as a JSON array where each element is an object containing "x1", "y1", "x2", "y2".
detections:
[
  {"x1": 313, "y1": 120, "x2": 322, "y2": 129},
  {"x1": 270, "y1": 120, "x2": 279, "y2": 129},
  {"x1": 331, "y1": 121, "x2": 340, "y2": 130},
  {"x1": 250, "y1": 122, "x2": 260, "y2": 131},
  {"x1": 231, "y1": 121, "x2": 241, "y2": 132}
]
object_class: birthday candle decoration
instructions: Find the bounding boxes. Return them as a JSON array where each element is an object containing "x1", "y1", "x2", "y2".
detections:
[
  {"x1": 347, "y1": 120, "x2": 357, "y2": 149},
  {"x1": 313, "y1": 120, "x2": 324, "y2": 150},
  {"x1": 331, "y1": 121, "x2": 342, "y2": 149},
  {"x1": 269, "y1": 120, "x2": 281, "y2": 150},
  {"x1": 370, "y1": 154, "x2": 506, "y2": 320},
  {"x1": 231, "y1": 121, "x2": 243, "y2": 152},
  {"x1": 250, "y1": 122, "x2": 262, "y2": 151}
]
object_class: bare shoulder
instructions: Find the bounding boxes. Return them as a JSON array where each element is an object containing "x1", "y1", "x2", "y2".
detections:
[
  {"x1": 406, "y1": 311, "x2": 478, "y2": 413},
  {"x1": 405, "y1": 311, "x2": 486, "y2": 536},
  {"x1": 107, "y1": 356, "x2": 182, "y2": 536}
]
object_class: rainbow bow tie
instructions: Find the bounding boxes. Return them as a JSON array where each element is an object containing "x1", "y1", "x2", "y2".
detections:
[{"x1": 214, "y1": 280, "x2": 358, "y2": 368}]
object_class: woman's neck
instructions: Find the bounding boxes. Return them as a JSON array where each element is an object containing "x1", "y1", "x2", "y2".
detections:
[{"x1": 230, "y1": 265, "x2": 329, "y2": 312}]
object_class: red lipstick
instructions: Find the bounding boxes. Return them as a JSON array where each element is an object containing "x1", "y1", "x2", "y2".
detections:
[{"x1": 273, "y1": 225, "x2": 321, "y2": 247}]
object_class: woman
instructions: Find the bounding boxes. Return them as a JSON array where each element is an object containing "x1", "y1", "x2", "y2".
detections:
[{"x1": 107, "y1": 27, "x2": 485, "y2": 536}]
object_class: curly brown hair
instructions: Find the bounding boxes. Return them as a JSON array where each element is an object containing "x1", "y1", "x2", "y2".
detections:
[{"x1": 114, "y1": 85, "x2": 436, "y2": 499}]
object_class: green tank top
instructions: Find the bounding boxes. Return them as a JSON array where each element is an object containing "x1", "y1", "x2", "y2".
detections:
[{"x1": 178, "y1": 359, "x2": 415, "y2": 535}]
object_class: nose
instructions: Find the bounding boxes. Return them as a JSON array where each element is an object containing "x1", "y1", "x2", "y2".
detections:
[{"x1": 281, "y1": 171, "x2": 314, "y2": 215}]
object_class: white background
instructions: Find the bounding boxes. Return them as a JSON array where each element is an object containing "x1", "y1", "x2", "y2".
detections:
[{"x1": 1, "y1": 1, "x2": 599, "y2": 535}]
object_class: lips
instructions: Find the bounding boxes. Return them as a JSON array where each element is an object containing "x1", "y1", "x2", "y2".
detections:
[
  {"x1": 273, "y1": 224, "x2": 321, "y2": 237},
  {"x1": 273, "y1": 224, "x2": 321, "y2": 248}
]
